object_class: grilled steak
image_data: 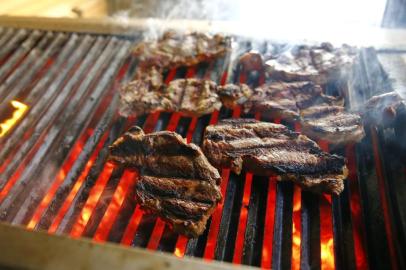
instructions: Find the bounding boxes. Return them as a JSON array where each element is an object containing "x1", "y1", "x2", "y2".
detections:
[
  {"x1": 217, "y1": 83, "x2": 253, "y2": 108},
  {"x1": 301, "y1": 105, "x2": 365, "y2": 144},
  {"x1": 202, "y1": 119, "x2": 348, "y2": 194},
  {"x1": 363, "y1": 91, "x2": 405, "y2": 126},
  {"x1": 119, "y1": 77, "x2": 170, "y2": 117},
  {"x1": 266, "y1": 43, "x2": 357, "y2": 85},
  {"x1": 244, "y1": 81, "x2": 343, "y2": 121},
  {"x1": 109, "y1": 126, "x2": 221, "y2": 237},
  {"x1": 168, "y1": 78, "x2": 222, "y2": 116},
  {"x1": 133, "y1": 31, "x2": 230, "y2": 70},
  {"x1": 119, "y1": 78, "x2": 222, "y2": 117}
]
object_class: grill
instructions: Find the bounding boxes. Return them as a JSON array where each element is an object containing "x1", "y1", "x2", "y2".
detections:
[{"x1": 0, "y1": 24, "x2": 405, "y2": 270}]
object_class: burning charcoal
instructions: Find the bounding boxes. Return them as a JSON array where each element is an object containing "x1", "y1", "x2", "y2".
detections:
[{"x1": 202, "y1": 119, "x2": 348, "y2": 195}]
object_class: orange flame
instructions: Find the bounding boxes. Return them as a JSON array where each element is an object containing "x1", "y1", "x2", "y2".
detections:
[
  {"x1": 320, "y1": 195, "x2": 335, "y2": 270},
  {"x1": 93, "y1": 170, "x2": 136, "y2": 242},
  {"x1": 70, "y1": 163, "x2": 114, "y2": 238},
  {"x1": 0, "y1": 100, "x2": 28, "y2": 137},
  {"x1": 292, "y1": 186, "x2": 302, "y2": 270}
]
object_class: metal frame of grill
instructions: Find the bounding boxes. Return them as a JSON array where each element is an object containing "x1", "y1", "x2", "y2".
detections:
[{"x1": 0, "y1": 16, "x2": 405, "y2": 270}]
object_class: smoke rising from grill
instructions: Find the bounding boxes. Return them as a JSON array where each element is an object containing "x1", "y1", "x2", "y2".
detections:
[{"x1": 111, "y1": 0, "x2": 387, "y2": 46}]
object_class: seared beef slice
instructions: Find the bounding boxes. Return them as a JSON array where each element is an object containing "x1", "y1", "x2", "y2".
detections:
[{"x1": 109, "y1": 126, "x2": 221, "y2": 237}]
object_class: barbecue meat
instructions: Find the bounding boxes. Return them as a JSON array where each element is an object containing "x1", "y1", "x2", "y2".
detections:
[
  {"x1": 363, "y1": 91, "x2": 405, "y2": 126},
  {"x1": 242, "y1": 81, "x2": 363, "y2": 144},
  {"x1": 119, "y1": 78, "x2": 222, "y2": 117},
  {"x1": 133, "y1": 31, "x2": 230, "y2": 70},
  {"x1": 168, "y1": 78, "x2": 222, "y2": 116},
  {"x1": 244, "y1": 81, "x2": 343, "y2": 121},
  {"x1": 266, "y1": 43, "x2": 357, "y2": 85},
  {"x1": 109, "y1": 126, "x2": 221, "y2": 237},
  {"x1": 217, "y1": 83, "x2": 253, "y2": 108},
  {"x1": 119, "y1": 77, "x2": 171, "y2": 117},
  {"x1": 300, "y1": 105, "x2": 365, "y2": 144},
  {"x1": 202, "y1": 119, "x2": 348, "y2": 194}
]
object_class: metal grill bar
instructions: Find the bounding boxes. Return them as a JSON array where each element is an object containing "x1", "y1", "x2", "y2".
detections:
[
  {"x1": 0, "y1": 32, "x2": 66, "y2": 109},
  {"x1": 0, "y1": 30, "x2": 40, "y2": 88}
]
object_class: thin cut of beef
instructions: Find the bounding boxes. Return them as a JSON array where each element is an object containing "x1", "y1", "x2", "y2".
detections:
[
  {"x1": 133, "y1": 31, "x2": 230, "y2": 70},
  {"x1": 266, "y1": 43, "x2": 357, "y2": 85},
  {"x1": 217, "y1": 83, "x2": 253, "y2": 108},
  {"x1": 109, "y1": 126, "x2": 221, "y2": 237},
  {"x1": 202, "y1": 119, "x2": 348, "y2": 195},
  {"x1": 119, "y1": 78, "x2": 222, "y2": 117},
  {"x1": 244, "y1": 81, "x2": 343, "y2": 121},
  {"x1": 241, "y1": 81, "x2": 364, "y2": 144},
  {"x1": 300, "y1": 105, "x2": 365, "y2": 144},
  {"x1": 363, "y1": 91, "x2": 405, "y2": 126}
]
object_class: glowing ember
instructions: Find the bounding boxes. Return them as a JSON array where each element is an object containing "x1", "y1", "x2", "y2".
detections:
[
  {"x1": 291, "y1": 186, "x2": 302, "y2": 270},
  {"x1": 320, "y1": 195, "x2": 335, "y2": 270},
  {"x1": 27, "y1": 135, "x2": 87, "y2": 230},
  {"x1": 174, "y1": 236, "x2": 189, "y2": 258},
  {"x1": 261, "y1": 177, "x2": 277, "y2": 269},
  {"x1": 147, "y1": 219, "x2": 166, "y2": 250},
  {"x1": 203, "y1": 169, "x2": 230, "y2": 259},
  {"x1": 48, "y1": 147, "x2": 102, "y2": 234},
  {"x1": 0, "y1": 100, "x2": 28, "y2": 137},
  {"x1": 346, "y1": 145, "x2": 368, "y2": 269},
  {"x1": 232, "y1": 173, "x2": 253, "y2": 264},
  {"x1": 121, "y1": 205, "x2": 144, "y2": 245},
  {"x1": 318, "y1": 141, "x2": 335, "y2": 270},
  {"x1": 70, "y1": 163, "x2": 114, "y2": 237},
  {"x1": 93, "y1": 170, "x2": 136, "y2": 242}
]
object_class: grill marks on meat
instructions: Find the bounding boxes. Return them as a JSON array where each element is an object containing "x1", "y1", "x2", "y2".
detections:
[
  {"x1": 244, "y1": 81, "x2": 343, "y2": 120},
  {"x1": 133, "y1": 31, "x2": 230, "y2": 70},
  {"x1": 301, "y1": 105, "x2": 365, "y2": 144},
  {"x1": 266, "y1": 43, "x2": 357, "y2": 85},
  {"x1": 168, "y1": 79, "x2": 221, "y2": 116},
  {"x1": 240, "y1": 81, "x2": 364, "y2": 144},
  {"x1": 203, "y1": 119, "x2": 348, "y2": 194},
  {"x1": 109, "y1": 126, "x2": 221, "y2": 237},
  {"x1": 119, "y1": 78, "x2": 222, "y2": 117}
]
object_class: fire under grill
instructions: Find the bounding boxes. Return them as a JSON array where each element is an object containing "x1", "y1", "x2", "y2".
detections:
[{"x1": 0, "y1": 27, "x2": 405, "y2": 270}]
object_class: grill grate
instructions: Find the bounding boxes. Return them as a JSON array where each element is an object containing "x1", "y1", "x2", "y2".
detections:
[{"x1": 0, "y1": 27, "x2": 404, "y2": 270}]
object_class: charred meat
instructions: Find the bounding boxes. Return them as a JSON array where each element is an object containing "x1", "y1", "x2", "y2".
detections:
[
  {"x1": 363, "y1": 91, "x2": 405, "y2": 126},
  {"x1": 217, "y1": 83, "x2": 253, "y2": 108},
  {"x1": 244, "y1": 81, "x2": 343, "y2": 121},
  {"x1": 119, "y1": 78, "x2": 222, "y2": 117},
  {"x1": 109, "y1": 126, "x2": 221, "y2": 237},
  {"x1": 133, "y1": 31, "x2": 230, "y2": 70},
  {"x1": 168, "y1": 78, "x2": 222, "y2": 116},
  {"x1": 266, "y1": 43, "x2": 357, "y2": 85},
  {"x1": 202, "y1": 119, "x2": 348, "y2": 194},
  {"x1": 300, "y1": 105, "x2": 365, "y2": 144}
]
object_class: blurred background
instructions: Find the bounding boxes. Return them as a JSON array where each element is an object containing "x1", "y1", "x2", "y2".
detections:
[{"x1": 0, "y1": 0, "x2": 402, "y2": 29}]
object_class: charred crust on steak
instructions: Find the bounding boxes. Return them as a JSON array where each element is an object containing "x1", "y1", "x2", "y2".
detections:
[
  {"x1": 265, "y1": 43, "x2": 357, "y2": 85},
  {"x1": 109, "y1": 126, "x2": 222, "y2": 237},
  {"x1": 300, "y1": 105, "x2": 365, "y2": 145},
  {"x1": 133, "y1": 31, "x2": 230, "y2": 70},
  {"x1": 119, "y1": 78, "x2": 222, "y2": 117},
  {"x1": 202, "y1": 119, "x2": 348, "y2": 194}
]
